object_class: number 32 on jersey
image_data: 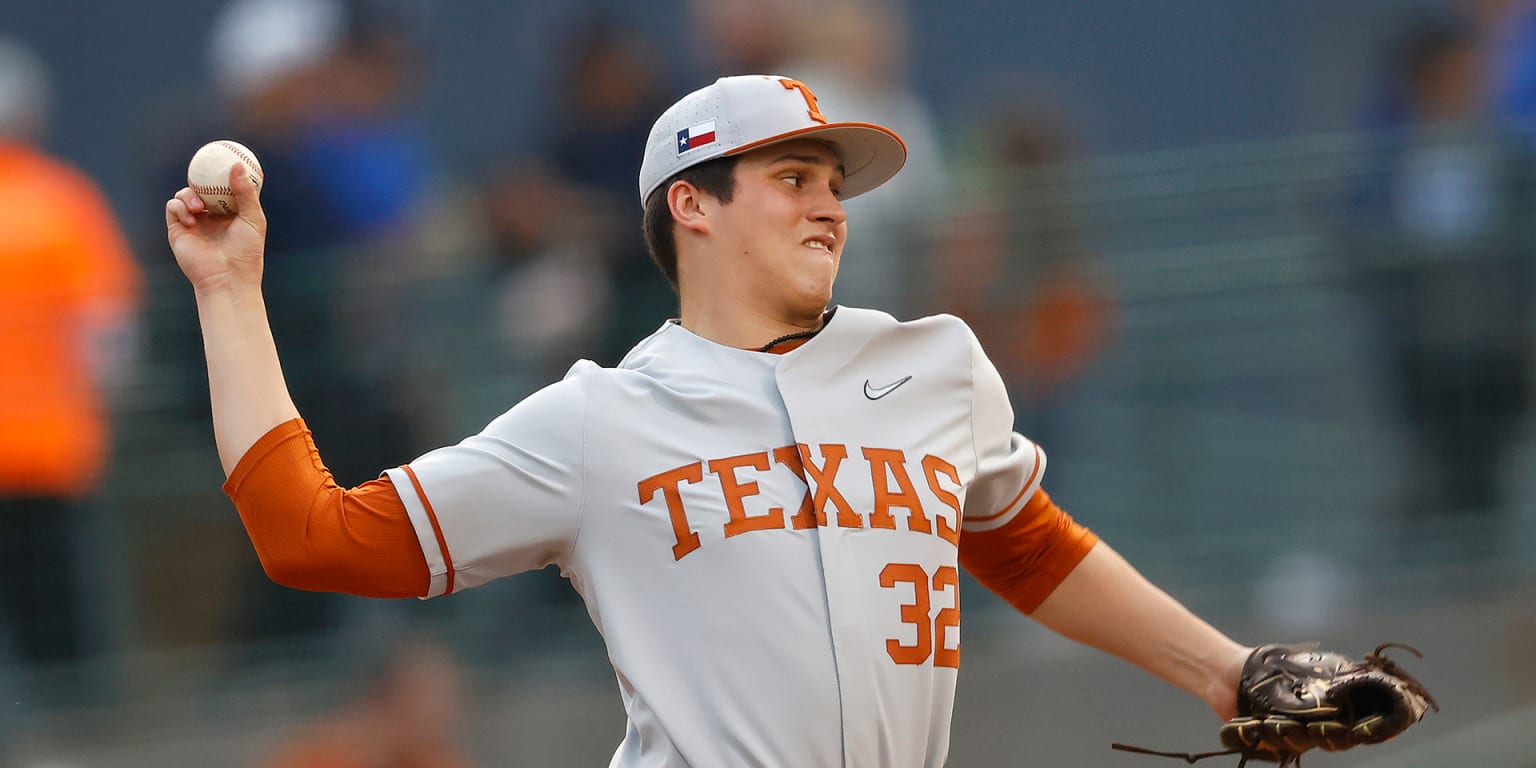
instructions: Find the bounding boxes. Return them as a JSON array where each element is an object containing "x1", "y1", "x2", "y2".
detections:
[{"x1": 881, "y1": 563, "x2": 959, "y2": 668}]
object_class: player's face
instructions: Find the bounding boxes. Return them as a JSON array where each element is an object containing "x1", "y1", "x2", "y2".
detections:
[{"x1": 713, "y1": 139, "x2": 848, "y2": 321}]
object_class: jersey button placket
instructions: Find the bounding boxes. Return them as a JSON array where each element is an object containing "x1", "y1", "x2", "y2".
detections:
[{"x1": 774, "y1": 359, "x2": 874, "y2": 768}]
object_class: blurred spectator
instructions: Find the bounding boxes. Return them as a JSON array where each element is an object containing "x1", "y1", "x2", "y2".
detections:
[
  {"x1": 931, "y1": 78, "x2": 1115, "y2": 448},
  {"x1": 547, "y1": 18, "x2": 670, "y2": 211},
  {"x1": 542, "y1": 16, "x2": 672, "y2": 364},
  {"x1": 204, "y1": 0, "x2": 434, "y2": 479},
  {"x1": 1482, "y1": 0, "x2": 1536, "y2": 128},
  {"x1": 479, "y1": 160, "x2": 613, "y2": 384},
  {"x1": 239, "y1": 0, "x2": 431, "y2": 634},
  {"x1": 774, "y1": 0, "x2": 948, "y2": 316},
  {"x1": 0, "y1": 39, "x2": 141, "y2": 675},
  {"x1": 1348, "y1": 10, "x2": 1535, "y2": 529},
  {"x1": 686, "y1": 0, "x2": 797, "y2": 76},
  {"x1": 160, "y1": 0, "x2": 440, "y2": 648},
  {"x1": 0, "y1": 47, "x2": 138, "y2": 753},
  {"x1": 254, "y1": 634, "x2": 472, "y2": 768}
]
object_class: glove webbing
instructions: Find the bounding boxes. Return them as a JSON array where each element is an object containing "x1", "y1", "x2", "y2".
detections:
[{"x1": 1362, "y1": 642, "x2": 1439, "y2": 714}]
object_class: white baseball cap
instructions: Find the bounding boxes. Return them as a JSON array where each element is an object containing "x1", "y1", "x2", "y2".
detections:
[
  {"x1": 208, "y1": 0, "x2": 345, "y2": 100},
  {"x1": 638, "y1": 74, "x2": 907, "y2": 207}
]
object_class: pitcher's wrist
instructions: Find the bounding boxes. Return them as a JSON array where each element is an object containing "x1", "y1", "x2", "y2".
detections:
[{"x1": 191, "y1": 269, "x2": 262, "y2": 300}]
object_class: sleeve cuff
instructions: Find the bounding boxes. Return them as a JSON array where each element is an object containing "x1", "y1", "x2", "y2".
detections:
[{"x1": 384, "y1": 465, "x2": 456, "y2": 599}]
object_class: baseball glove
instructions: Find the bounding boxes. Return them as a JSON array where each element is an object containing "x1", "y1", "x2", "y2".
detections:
[{"x1": 1112, "y1": 642, "x2": 1438, "y2": 767}]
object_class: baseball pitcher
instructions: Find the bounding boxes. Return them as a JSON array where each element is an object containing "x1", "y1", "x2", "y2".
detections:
[{"x1": 165, "y1": 74, "x2": 1433, "y2": 767}]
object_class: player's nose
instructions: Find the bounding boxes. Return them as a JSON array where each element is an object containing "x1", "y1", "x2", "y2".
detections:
[{"x1": 807, "y1": 185, "x2": 847, "y2": 226}]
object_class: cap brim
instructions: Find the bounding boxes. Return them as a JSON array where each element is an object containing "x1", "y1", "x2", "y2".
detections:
[{"x1": 723, "y1": 122, "x2": 908, "y2": 200}]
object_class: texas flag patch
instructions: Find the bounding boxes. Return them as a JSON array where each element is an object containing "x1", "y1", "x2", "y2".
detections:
[{"x1": 676, "y1": 120, "x2": 717, "y2": 154}]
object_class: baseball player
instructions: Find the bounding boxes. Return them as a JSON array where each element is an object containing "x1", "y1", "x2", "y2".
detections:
[{"x1": 166, "y1": 75, "x2": 1254, "y2": 766}]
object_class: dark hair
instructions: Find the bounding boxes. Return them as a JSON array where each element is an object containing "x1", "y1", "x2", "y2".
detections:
[{"x1": 641, "y1": 156, "x2": 740, "y2": 291}]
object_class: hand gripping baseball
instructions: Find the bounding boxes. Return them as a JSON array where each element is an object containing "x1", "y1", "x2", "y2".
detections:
[
  {"x1": 165, "y1": 161, "x2": 268, "y2": 293},
  {"x1": 1112, "y1": 643, "x2": 1438, "y2": 767}
]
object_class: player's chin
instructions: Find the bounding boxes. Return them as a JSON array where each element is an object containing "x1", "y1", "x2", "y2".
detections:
[
  {"x1": 798, "y1": 253, "x2": 838, "y2": 293},
  {"x1": 795, "y1": 265, "x2": 836, "y2": 301},
  {"x1": 788, "y1": 284, "x2": 835, "y2": 318}
]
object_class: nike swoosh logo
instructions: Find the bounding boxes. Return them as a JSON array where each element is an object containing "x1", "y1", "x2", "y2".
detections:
[{"x1": 864, "y1": 375, "x2": 913, "y2": 400}]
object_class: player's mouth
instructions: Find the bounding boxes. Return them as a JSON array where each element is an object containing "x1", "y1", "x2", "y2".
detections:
[{"x1": 803, "y1": 234, "x2": 836, "y2": 252}]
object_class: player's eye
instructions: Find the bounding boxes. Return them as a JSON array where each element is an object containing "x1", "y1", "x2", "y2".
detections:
[{"x1": 781, "y1": 174, "x2": 803, "y2": 187}]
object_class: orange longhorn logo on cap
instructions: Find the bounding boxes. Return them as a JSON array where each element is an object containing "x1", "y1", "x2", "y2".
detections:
[{"x1": 779, "y1": 78, "x2": 828, "y2": 124}]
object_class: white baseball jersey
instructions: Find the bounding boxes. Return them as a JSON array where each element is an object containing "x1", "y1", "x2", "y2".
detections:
[{"x1": 384, "y1": 306, "x2": 1045, "y2": 768}]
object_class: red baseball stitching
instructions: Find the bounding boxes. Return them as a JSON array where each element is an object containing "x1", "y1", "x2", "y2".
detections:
[{"x1": 216, "y1": 140, "x2": 264, "y2": 180}]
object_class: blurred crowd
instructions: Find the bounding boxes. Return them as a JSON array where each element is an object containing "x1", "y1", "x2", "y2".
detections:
[
  {"x1": 1, "y1": 0, "x2": 1535, "y2": 763},
  {"x1": 1346, "y1": 0, "x2": 1536, "y2": 547}
]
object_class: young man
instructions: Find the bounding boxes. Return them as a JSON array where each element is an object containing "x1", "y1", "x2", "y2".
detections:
[{"x1": 166, "y1": 74, "x2": 1248, "y2": 766}]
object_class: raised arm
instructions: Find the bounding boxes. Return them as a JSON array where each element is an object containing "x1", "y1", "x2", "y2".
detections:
[
  {"x1": 166, "y1": 164, "x2": 428, "y2": 598},
  {"x1": 164, "y1": 165, "x2": 298, "y2": 475},
  {"x1": 1029, "y1": 541, "x2": 1250, "y2": 720}
]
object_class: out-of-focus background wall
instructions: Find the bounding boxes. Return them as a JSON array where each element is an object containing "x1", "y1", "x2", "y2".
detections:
[{"x1": 2, "y1": 0, "x2": 1534, "y2": 765}]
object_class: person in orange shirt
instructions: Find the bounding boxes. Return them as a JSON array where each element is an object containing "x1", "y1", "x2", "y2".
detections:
[
  {"x1": 255, "y1": 635, "x2": 473, "y2": 768},
  {"x1": 0, "y1": 38, "x2": 140, "y2": 668}
]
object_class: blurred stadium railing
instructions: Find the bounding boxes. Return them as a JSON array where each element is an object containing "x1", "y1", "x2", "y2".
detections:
[{"x1": 3, "y1": 130, "x2": 1533, "y2": 765}]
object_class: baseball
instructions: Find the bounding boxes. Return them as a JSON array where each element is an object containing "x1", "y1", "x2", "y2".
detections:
[{"x1": 187, "y1": 139, "x2": 263, "y2": 215}]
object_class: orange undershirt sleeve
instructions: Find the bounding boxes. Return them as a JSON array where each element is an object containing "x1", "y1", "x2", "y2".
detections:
[
  {"x1": 222, "y1": 418, "x2": 430, "y2": 598},
  {"x1": 959, "y1": 488, "x2": 1098, "y2": 615}
]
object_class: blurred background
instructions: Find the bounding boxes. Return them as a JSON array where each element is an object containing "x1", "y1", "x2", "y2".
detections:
[{"x1": 2, "y1": 0, "x2": 1535, "y2": 765}]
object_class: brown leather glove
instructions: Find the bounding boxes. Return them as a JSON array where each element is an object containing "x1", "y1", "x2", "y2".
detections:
[{"x1": 1114, "y1": 642, "x2": 1438, "y2": 767}]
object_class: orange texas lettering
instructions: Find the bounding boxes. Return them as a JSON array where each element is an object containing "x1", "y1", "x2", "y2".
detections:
[
  {"x1": 637, "y1": 444, "x2": 965, "y2": 561},
  {"x1": 637, "y1": 461, "x2": 705, "y2": 561}
]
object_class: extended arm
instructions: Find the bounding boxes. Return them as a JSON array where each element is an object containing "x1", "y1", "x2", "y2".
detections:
[
  {"x1": 1031, "y1": 542, "x2": 1249, "y2": 720},
  {"x1": 165, "y1": 167, "x2": 427, "y2": 597},
  {"x1": 164, "y1": 166, "x2": 297, "y2": 474},
  {"x1": 961, "y1": 488, "x2": 1248, "y2": 720}
]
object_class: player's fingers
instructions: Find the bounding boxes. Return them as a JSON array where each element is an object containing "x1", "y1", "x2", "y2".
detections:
[
  {"x1": 174, "y1": 186, "x2": 207, "y2": 215},
  {"x1": 228, "y1": 163, "x2": 267, "y2": 233},
  {"x1": 228, "y1": 162, "x2": 264, "y2": 225},
  {"x1": 166, "y1": 196, "x2": 196, "y2": 229}
]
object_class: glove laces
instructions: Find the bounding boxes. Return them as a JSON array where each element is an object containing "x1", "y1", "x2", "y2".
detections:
[{"x1": 1110, "y1": 743, "x2": 1301, "y2": 767}]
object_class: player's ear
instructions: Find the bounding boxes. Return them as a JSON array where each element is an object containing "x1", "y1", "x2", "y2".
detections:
[{"x1": 668, "y1": 180, "x2": 711, "y2": 236}]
